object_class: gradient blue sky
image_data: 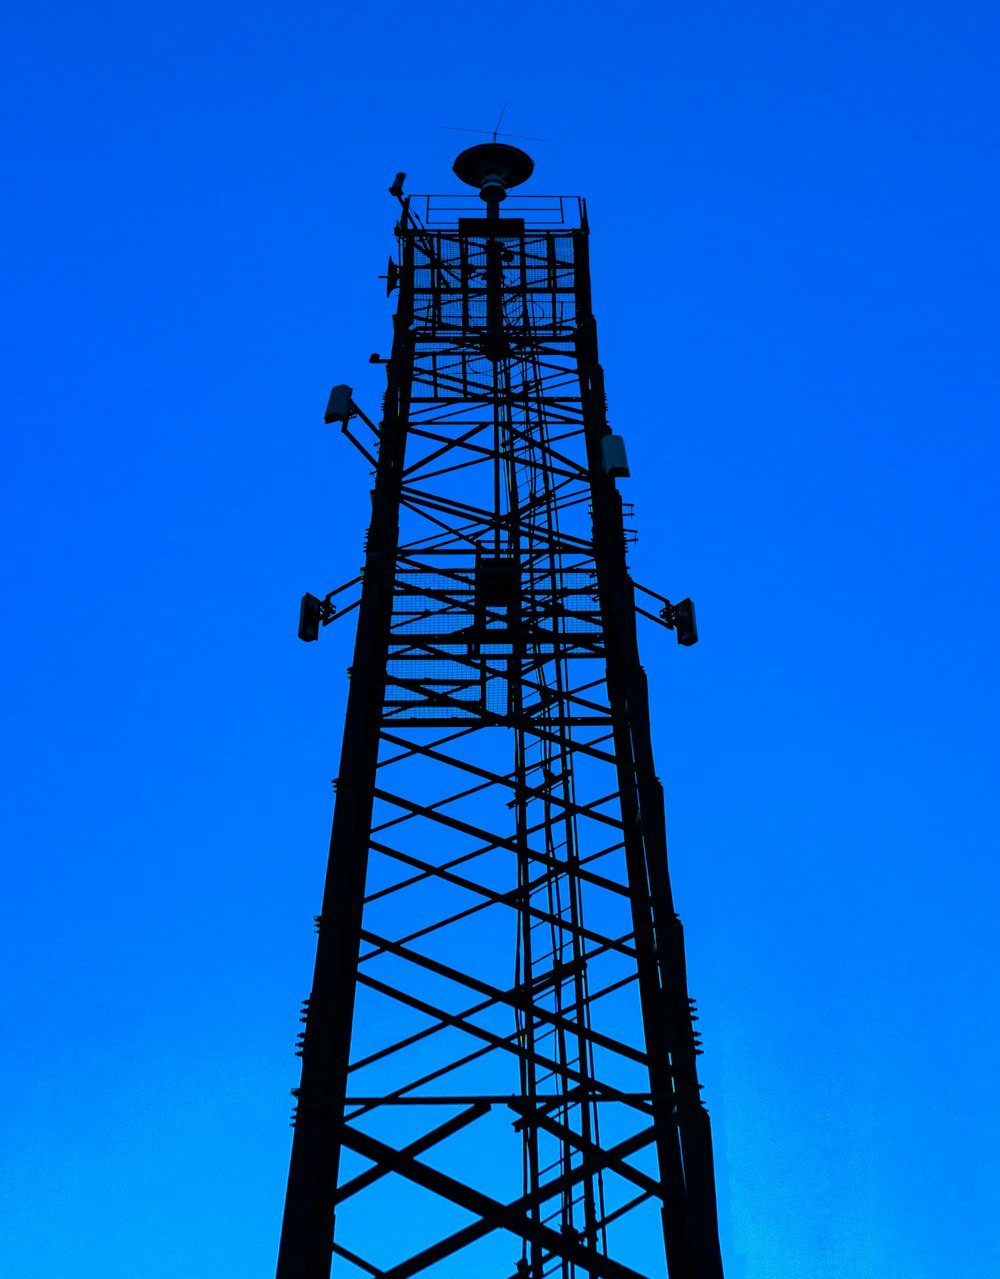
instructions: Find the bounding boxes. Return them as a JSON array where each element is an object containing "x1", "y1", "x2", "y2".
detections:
[{"x1": 3, "y1": 2, "x2": 998, "y2": 1276}]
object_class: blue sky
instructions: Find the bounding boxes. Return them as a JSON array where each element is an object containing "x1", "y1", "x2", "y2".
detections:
[{"x1": 2, "y1": 2, "x2": 998, "y2": 1276}]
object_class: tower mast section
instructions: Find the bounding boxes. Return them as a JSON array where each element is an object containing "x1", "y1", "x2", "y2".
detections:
[{"x1": 277, "y1": 144, "x2": 724, "y2": 1279}]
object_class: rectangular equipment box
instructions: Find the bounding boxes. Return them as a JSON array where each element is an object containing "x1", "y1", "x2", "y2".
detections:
[
  {"x1": 324, "y1": 385, "x2": 353, "y2": 424},
  {"x1": 458, "y1": 218, "x2": 525, "y2": 238},
  {"x1": 298, "y1": 593, "x2": 322, "y2": 642},
  {"x1": 475, "y1": 558, "x2": 520, "y2": 607},
  {"x1": 601, "y1": 434, "x2": 630, "y2": 478}
]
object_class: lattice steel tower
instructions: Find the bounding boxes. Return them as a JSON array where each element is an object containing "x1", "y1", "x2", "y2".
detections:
[{"x1": 277, "y1": 145, "x2": 724, "y2": 1279}]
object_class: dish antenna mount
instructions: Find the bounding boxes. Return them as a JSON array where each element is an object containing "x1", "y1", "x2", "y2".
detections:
[{"x1": 452, "y1": 141, "x2": 534, "y2": 212}]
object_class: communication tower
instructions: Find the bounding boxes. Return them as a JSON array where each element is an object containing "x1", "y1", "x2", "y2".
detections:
[{"x1": 277, "y1": 145, "x2": 724, "y2": 1279}]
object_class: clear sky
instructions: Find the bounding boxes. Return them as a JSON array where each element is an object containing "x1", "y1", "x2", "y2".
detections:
[{"x1": 2, "y1": 2, "x2": 998, "y2": 1277}]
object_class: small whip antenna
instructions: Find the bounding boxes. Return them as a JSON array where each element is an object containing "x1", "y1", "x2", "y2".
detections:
[
  {"x1": 441, "y1": 125, "x2": 550, "y2": 142},
  {"x1": 441, "y1": 105, "x2": 549, "y2": 144}
]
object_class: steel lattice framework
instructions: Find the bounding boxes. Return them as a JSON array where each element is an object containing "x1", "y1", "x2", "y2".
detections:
[{"x1": 277, "y1": 154, "x2": 725, "y2": 1279}]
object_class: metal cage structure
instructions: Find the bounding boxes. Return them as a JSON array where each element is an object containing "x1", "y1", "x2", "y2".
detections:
[{"x1": 276, "y1": 150, "x2": 725, "y2": 1279}]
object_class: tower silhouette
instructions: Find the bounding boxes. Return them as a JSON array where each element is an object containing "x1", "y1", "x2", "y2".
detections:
[{"x1": 277, "y1": 144, "x2": 724, "y2": 1279}]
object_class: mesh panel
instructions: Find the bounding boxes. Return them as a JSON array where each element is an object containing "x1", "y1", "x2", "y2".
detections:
[{"x1": 384, "y1": 563, "x2": 602, "y2": 720}]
